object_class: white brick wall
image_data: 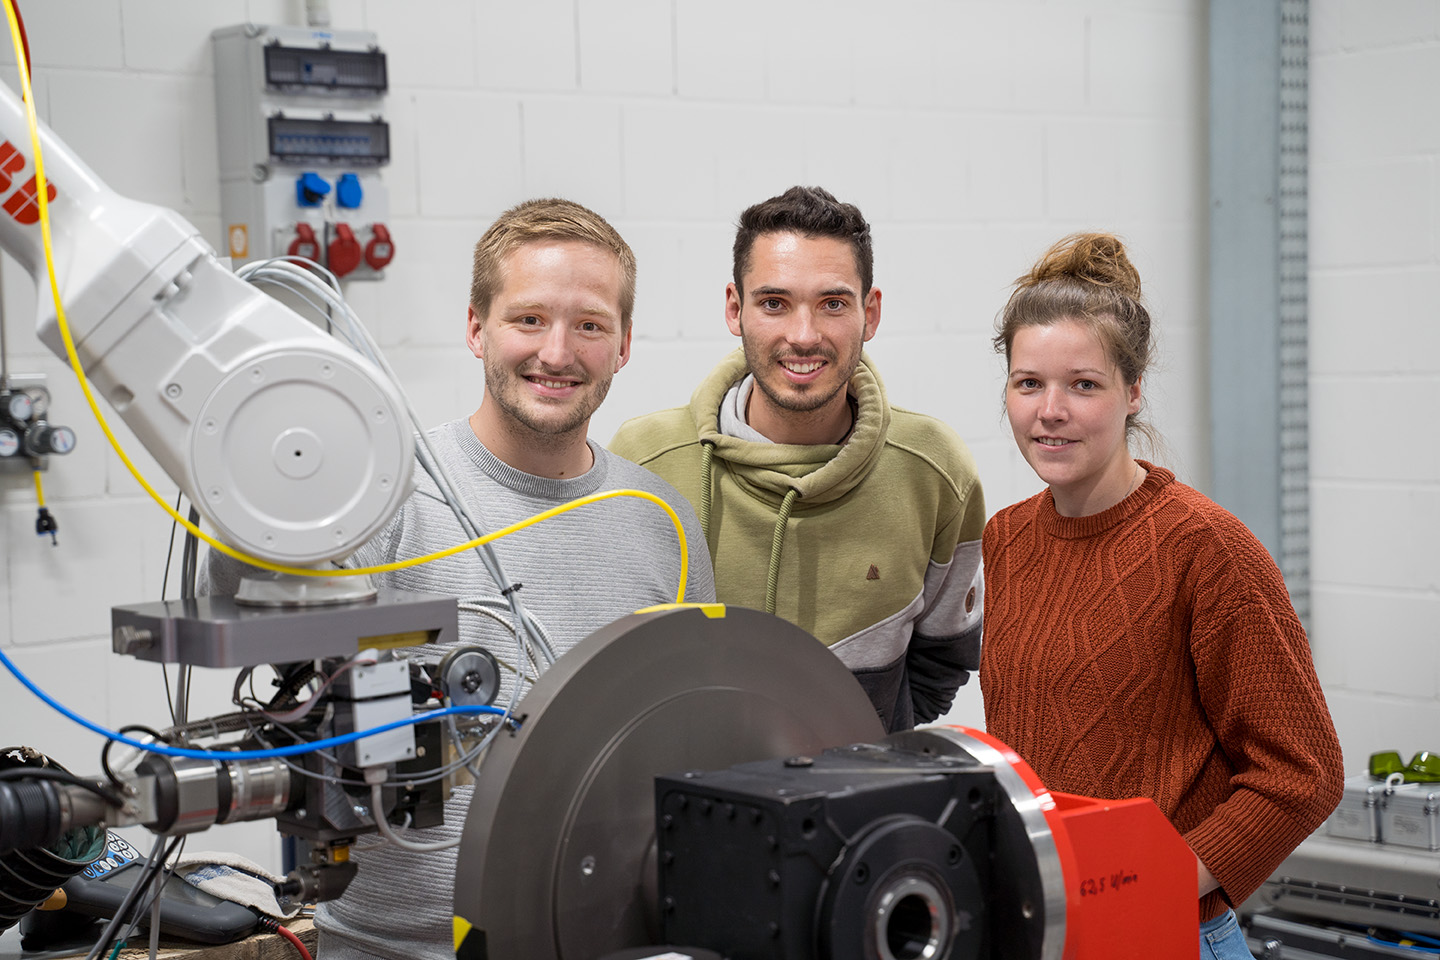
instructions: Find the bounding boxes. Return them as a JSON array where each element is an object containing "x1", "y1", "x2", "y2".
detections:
[
  {"x1": 0, "y1": 0, "x2": 1213, "y2": 873},
  {"x1": 1310, "y1": 0, "x2": 1440, "y2": 771}
]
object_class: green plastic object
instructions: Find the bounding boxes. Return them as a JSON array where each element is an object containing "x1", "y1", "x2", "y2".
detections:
[{"x1": 1369, "y1": 749, "x2": 1440, "y2": 783}]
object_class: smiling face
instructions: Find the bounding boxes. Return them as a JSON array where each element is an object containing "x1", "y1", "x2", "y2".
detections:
[
  {"x1": 725, "y1": 231, "x2": 881, "y2": 445},
  {"x1": 467, "y1": 240, "x2": 631, "y2": 470},
  {"x1": 1006, "y1": 319, "x2": 1143, "y2": 517}
]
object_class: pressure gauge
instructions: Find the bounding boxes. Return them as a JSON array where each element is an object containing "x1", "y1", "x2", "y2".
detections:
[
  {"x1": 23, "y1": 424, "x2": 76, "y2": 457},
  {"x1": 0, "y1": 427, "x2": 18, "y2": 458},
  {"x1": 26, "y1": 388, "x2": 49, "y2": 418},
  {"x1": 46, "y1": 426, "x2": 76, "y2": 454},
  {"x1": 4, "y1": 391, "x2": 32, "y2": 421}
]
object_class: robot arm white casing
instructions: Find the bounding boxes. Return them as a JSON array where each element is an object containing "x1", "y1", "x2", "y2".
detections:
[{"x1": 0, "y1": 83, "x2": 413, "y2": 566}]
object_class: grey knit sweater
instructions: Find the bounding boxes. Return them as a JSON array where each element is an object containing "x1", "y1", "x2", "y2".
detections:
[{"x1": 207, "y1": 419, "x2": 714, "y2": 960}]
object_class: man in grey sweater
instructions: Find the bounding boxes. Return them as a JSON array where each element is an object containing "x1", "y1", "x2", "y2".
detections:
[{"x1": 209, "y1": 198, "x2": 713, "y2": 959}]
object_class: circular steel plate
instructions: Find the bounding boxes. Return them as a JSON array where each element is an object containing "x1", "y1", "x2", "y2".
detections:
[{"x1": 453, "y1": 605, "x2": 885, "y2": 960}]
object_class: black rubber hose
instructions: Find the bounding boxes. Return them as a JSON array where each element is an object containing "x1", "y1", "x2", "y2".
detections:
[
  {"x1": 0, "y1": 779, "x2": 105, "y2": 934},
  {"x1": 0, "y1": 779, "x2": 63, "y2": 856}
]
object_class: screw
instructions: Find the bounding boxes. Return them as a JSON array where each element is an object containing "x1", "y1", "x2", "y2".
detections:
[{"x1": 113, "y1": 625, "x2": 155, "y2": 655}]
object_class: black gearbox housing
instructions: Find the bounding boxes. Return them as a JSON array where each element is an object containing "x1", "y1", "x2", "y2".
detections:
[{"x1": 656, "y1": 743, "x2": 1002, "y2": 960}]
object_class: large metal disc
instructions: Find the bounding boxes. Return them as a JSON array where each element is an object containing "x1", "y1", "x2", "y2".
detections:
[{"x1": 453, "y1": 605, "x2": 885, "y2": 960}]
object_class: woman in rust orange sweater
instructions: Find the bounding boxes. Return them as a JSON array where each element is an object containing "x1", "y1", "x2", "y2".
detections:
[{"x1": 979, "y1": 233, "x2": 1343, "y2": 960}]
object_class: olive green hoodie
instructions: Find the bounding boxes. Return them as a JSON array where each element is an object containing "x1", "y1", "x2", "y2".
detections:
[{"x1": 611, "y1": 349, "x2": 985, "y2": 731}]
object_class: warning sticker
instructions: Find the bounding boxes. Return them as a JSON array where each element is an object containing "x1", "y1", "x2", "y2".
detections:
[{"x1": 228, "y1": 223, "x2": 249, "y2": 258}]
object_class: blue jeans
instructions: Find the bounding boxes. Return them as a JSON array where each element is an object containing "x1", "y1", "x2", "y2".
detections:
[{"x1": 1200, "y1": 908, "x2": 1255, "y2": 960}]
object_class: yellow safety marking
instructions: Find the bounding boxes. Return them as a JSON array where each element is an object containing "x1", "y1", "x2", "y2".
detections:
[
  {"x1": 359, "y1": 630, "x2": 433, "y2": 651},
  {"x1": 634, "y1": 602, "x2": 726, "y2": 619}
]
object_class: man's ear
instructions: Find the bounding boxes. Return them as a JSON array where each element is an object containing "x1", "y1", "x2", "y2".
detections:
[
  {"x1": 466, "y1": 305, "x2": 484, "y2": 359},
  {"x1": 615, "y1": 324, "x2": 633, "y2": 373},
  {"x1": 725, "y1": 282, "x2": 744, "y2": 338},
  {"x1": 862, "y1": 286, "x2": 882, "y2": 342}
]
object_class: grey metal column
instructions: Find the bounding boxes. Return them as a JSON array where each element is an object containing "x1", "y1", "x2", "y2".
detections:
[{"x1": 1208, "y1": 0, "x2": 1311, "y2": 619}]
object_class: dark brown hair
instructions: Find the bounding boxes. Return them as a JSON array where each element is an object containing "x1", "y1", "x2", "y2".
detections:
[
  {"x1": 995, "y1": 232, "x2": 1156, "y2": 444},
  {"x1": 732, "y1": 186, "x2": 873, "y2": 298}
]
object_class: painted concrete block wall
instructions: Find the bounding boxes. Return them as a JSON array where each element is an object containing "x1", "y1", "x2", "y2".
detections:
[
  {"x1": 0, "y1": 0, "x2": 1205, "y2": 871},
  {"x1": 1309, "y1": 1, "x2": 1440, "y2": 772}
]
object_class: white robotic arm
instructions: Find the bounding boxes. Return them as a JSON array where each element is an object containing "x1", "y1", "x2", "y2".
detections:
[{"x1": 0, "y1": 82, "x2": 412, "y2": 566}]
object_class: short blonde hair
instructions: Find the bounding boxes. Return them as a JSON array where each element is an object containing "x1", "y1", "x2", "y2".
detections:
[{"x1": 470, "y1": 198, "x2": 637, "y2": 332}]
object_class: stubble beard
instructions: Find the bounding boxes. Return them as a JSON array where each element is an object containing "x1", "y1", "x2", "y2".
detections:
[
  {"x1": 484, "y1": 357, "x2": 611, "y2": 447},
  {"x1": 742, "y1": 336, "x2": 859, "y2": 415}
]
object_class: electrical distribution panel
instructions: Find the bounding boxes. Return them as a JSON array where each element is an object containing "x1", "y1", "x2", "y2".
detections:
[{"x1": 212, "y1": 24, "x2": 395, "y2": 281}]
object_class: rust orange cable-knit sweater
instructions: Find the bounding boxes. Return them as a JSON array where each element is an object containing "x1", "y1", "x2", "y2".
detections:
[{"x1": 980, "y1": 463, "x2": 1343, "y2": 923}]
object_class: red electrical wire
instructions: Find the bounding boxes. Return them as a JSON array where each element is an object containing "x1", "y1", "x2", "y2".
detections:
[
  {"x1": 260, "y1": 918, "x2": 314, "y2": 960},
  {"x1": 9, "y1": 0, "x2": 30, "y2": 94},
  {"x1": 273, "y1": 922, "x2": 313, "y2": 960}
]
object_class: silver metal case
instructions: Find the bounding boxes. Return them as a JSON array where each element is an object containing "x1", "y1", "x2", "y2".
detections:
[
  {"x1": 1379, "y1": 781, "x2": 1440, "y2": 851},
  {"x1": 1325, "y1": 774, "x2": 1385, "y2": 843}
]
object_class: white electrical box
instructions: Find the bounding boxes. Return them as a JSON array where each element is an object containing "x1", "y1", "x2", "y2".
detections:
[
  {"x1": 212, "y1": 24, "x2": 395, "y2": 281},
  {"x1": 335, "y1": 655, "x2": 416, "y2": 769}
]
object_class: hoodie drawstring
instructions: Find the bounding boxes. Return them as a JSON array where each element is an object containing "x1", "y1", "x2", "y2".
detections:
[
  {"x1": 698, "y1": 440, "x2": 715, "y2": 541},
  {"x1": 765, "y1": 488, "x2": 798, "y2": 615},
  {"x1": 701, "y1": 438, "x2": 797, "y2": 615}
]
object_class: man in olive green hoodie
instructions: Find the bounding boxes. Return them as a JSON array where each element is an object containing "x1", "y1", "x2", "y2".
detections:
[{"x1": 611, "y1": 186, "x2": 985, "y2": 732}]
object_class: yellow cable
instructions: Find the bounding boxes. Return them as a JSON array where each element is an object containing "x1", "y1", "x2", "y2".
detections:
[
  {"x1": 32, "y1": 469, "x2": 44, "y2": 506},
  {"x1": 356, "y1": 488, "x2": 689, "y2": 602},
  {"x1": 0, "y1": 0, "x2": 687, "y2": 602}
]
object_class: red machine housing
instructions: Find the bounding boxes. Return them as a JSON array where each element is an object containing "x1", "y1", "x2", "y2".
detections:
[{"x1": 943, "y1": 726, "x2": 1200, "y2": 959}]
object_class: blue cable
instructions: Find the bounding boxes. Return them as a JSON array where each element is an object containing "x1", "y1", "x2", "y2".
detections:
[
  {"x1": 0, "y1": 646, "x2": 508, "y2": 761},
  {"x1": 1366, "y1": 933, "x2": 1440, "y2": 956},
  {"x1": 1402, "y1": 932, "x2": 1440, "y2": 949}
]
